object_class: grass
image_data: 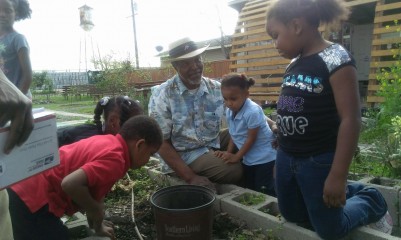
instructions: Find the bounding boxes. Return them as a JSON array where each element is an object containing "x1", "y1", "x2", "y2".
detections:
[{"x1": 32, "y1": 94, "x2": 97, "y2": 115}]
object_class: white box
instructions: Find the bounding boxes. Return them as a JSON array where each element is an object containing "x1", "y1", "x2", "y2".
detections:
[{"x1": 0, "y1": 111, "x2": 60, "y2": 189}]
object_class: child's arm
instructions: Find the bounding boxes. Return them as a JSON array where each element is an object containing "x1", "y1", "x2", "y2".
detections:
[
  {"x1": 266, "y1": 116, "x2": 278, "y2": 134},
  {"x1": 324, "y1": 65, "x2": 361, "y2": 208},
  {"x1": 214, "y1": 137, "x2": 235, "y2": 160},
  {"x1": 61, "y1": 169, "x2": 114, "y2": 238},
  {"x1": 17, "y1": 47, "x2": 32, "y2": 95},
  {"x1": 232, "y1": 127, "x2": 259, "y2": 162},
  {"x1": 226, "y1": 137, "x2": 235, "y2": 153},
  {"x1": 218, "y1": 127, "x2": 259, "y2": 163}
]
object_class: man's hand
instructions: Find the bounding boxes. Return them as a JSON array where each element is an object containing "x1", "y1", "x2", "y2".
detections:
[
  {"x1": 0, "y1": 73, "x2": 33, "y2": 154},
  {"x1": 188, "y1": 175, "x2": 216, "y2": 192}
]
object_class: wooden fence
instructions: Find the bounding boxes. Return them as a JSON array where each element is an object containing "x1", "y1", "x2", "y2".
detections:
[{"x1": 229, "y1": 0, "x2": 401, "y2": 106}]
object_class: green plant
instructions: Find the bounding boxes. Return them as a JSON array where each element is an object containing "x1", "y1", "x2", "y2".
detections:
[
  {"x1": 92, "y1": 55, "x2": 135, "y2": 96},
  {"x1": 360, "y1": 21, "x2": 401, "y2": 143},
  {"x1": 31, "y1": 71, "x2": 54, "y2": 101},
  {"x1": 237, "y1": 193, "x2": 266, "y2": 206},
  {"x1": 263, "y1": 108, "x2": 275, "y2": 117}
]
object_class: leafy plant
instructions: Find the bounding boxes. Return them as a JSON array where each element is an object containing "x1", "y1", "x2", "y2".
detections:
[
  {"x1": 31, "y1": 71, "x2": 54, "y2": 101},
  {"x1": 92, "y1": 55, "x2": 135, "y2": 96},
  {"x1": 237, "y1": 193, "x2": 266, "y2": 206},
  {"x1": 360, "y1": 20, "x2": 401, "y2": 144}
]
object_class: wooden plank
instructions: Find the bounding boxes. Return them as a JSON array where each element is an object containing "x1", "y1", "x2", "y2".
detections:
[
  {"x1": 254, "y1": 77, "x2": 283, "y2": 84},
  {"x1": 231, "y1": 59, "x2": 290, "y2": 68},
  {"x1": 375, "y1": 2, "x2": 401, "y2": 11},
  {"x1": 368, "y1": 85, "x2": 380, "y2": 91},
  {"x1": 345, "y1": 0, "x2": 377, "y2": 7},
  {"x1": 373, "y1": 26, "x2": 401, "y2": 34},
  {"x1": 369, "y1": 73, "x2": 379, "y2": 79},
  {"x1": 370, "y1": 61, "x2": 398, "y2": 68},
  {"x1": 239, "y1": 6, "x2": 268, "y2": 17},
  {"x1": 372, "y1": 37, "x2": 401, "y2": 46},
  {"x1": 251, "y1": 92, "x2": 280, "y2": 96},
  {"x1": 235, "y1": 20, "x2": 268, "y2": 31},
  {"x1": 367, "y1": 0, "x2": 385, "y2": 107},
  {"x1": 242, "y1": 1, "x2": 270, "y2": 11},
  {"x1": 231, "y1": 35, "x2": 272, "y2": 45},
  {"x1": 250, "y1": 95, "x2": 279, "y2": 102},
  {"x1": 232, "y1": 28, "x2": 267, "y2": 38},
  {"x1": 370, "y1": 49, "x2": 396, "y2": 57},
  {"x1": 367, "y1": 95, "x2": 384, "y2": 103},
  {"x1": 237, "y1": 13, "x2": 268, "y2": 23},
  {"x1": 230, "y1": 52, "x2": 280, "y2": 61},
  {"x1": 250, "y1": 86, "x2": 281, "y2": 92},
  {"x1": 230, "y1": 68, "x2": 287, "y2": 76},
  {"x1": 374, "y1": 13, "x2": 401, "y2": 24},
  {"x1": 231, "y1": 44, "x2": 274, "y2": 53}
]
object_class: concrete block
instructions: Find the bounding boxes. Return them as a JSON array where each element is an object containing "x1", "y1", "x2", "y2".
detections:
[
  {"x1": 145, "y1": 167, "x2": 186, "y2": 186},
  {"x1": 65, "y1": 212, "x2": 90, "y2": 238},
  {"x1": 350, "y1": 226, "x2": 400, "y2": 240},
  {"x1": 220, "y1": 194, "x2": 321, "y2": 240},
  {"x1": 365, "y1": 177, "x2": 401, "y2": 227},
  {"x1": 144, "y1": 164, "x2": 401, "y2": 239},
  {"x1": 215, "y1": 183, "x2": 238, "y2": 195}
]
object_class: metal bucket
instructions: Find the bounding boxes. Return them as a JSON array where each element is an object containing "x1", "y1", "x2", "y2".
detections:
[{"x1": 150, "y1": 185, "x2": 215, "y2": 240}]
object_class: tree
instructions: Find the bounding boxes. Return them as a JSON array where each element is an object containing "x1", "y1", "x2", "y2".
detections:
[
  {"x1": 92, "y1": 55, "x2": 135, "y2": 96},
  {"x1": 31, "y1": 71, "x2": 54, "y2": 101}
]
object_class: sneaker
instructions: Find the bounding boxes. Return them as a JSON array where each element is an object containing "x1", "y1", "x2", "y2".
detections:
[{"x1": 369, "y1": 211, "x2": 393, "y2": 234}]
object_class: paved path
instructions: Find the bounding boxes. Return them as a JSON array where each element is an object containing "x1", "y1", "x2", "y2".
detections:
[
  {"x1": 51, "y1": 110, "x2": 92, "y2": 118},
  {"x1": 46, "y1": 110, "x2": 92, "y2": 128}
]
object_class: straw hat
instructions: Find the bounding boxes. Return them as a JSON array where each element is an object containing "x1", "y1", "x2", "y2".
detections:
[{"x1": 168, "y1": 37, "x2": 209, "y2": 62}]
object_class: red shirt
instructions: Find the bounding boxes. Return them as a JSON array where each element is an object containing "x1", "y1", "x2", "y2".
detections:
[{"x1": 11, "y1": 134, "x2": 130, "y2": 217}]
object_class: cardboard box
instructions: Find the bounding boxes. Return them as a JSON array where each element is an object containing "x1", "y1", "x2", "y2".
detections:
[{"x1": 0, "y1": 110, "x2": 60, "y2": 189}]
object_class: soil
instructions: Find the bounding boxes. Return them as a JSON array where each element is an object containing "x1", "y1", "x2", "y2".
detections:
[{"x1": 101, "y1": 167, "x2": 270, "y2": 240}]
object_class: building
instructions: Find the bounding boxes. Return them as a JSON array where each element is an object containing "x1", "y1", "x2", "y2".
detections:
[{"x1": 228, "y1": 0, "x2": 401, "y2": 106}]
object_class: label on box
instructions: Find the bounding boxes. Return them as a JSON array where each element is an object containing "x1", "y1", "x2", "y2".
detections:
[{"x1": 0, "y1": 111, "x2": 60, "y2": 189}]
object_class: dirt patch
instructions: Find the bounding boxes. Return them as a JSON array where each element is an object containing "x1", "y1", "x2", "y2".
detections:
[{"x1": 103, "y1": 168, "x2": 271, "y2": 240}]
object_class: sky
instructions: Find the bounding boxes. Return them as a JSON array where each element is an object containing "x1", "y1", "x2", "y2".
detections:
[{"x1": 14, "y1": 0, "x2": 239, "y2": 72}]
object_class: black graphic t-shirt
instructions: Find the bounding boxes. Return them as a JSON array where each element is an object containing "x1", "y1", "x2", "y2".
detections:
[{"x1": 276, "y1": 44, "x2": 356, "y2": 156}]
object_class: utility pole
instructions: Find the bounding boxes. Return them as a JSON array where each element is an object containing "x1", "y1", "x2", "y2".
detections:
[{"x1": 131, "y1": 0, "x2": 139, "y2": 68}]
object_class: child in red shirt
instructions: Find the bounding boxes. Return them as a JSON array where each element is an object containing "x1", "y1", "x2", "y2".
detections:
[{"x1": 8, "y1": 115, "x2": 163, "y2": 240}]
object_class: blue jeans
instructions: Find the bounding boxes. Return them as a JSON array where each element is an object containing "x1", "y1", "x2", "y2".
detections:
[
  {"x1": 275, "y1": 149, "x2": 388, "y2": 240},
  {"x1": 243, "y1": 161, "x2": 276, "y2": 196}
]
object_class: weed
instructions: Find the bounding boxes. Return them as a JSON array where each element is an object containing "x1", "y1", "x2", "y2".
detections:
[{"x1": 237, "y1": 193, "x2": 266, "y2": 206}]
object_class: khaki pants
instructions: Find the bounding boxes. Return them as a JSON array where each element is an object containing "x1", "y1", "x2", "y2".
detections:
[
  {"x1": 0, "y1": 190, "x2": 13, "y2": 240},
  {"x1": 188, "y1": 129, "x2": 243, "y2": 184}
]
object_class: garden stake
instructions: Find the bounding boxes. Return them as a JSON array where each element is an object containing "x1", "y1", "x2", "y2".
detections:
[{"x1": 125, "y1": 173, "x2": 144, "y2": 240}]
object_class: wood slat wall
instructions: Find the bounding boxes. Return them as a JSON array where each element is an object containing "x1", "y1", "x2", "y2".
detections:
[
  {"x1": 229, "y1": 0, "x2": 401, "y2": 106},
  {"x1": 229, "y1": 0, "x2": 282, "y2": 103},
  {"x1": 367, "y1": 0, "x2": 401, "y2": 105}
]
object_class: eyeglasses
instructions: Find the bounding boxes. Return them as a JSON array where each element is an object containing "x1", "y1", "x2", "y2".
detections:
[{"x1": 176, "y1": 56, "x2": 203, "y2": 69}]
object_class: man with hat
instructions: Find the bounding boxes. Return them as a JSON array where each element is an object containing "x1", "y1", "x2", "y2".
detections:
[{"x1": 149, "y1": 37, "x2": 243, "y2": 188}]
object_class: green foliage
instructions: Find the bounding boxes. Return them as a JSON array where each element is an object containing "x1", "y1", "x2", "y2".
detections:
[
  {"x1": 356, "y1": 20, "x2": 401, "y2": 179},
  {"x1": 372, "y1": 21, "x2": 401, "y2": 134},
  {"x1": 92, "y1": 55, "x2": 136, "y2": 95},
  {"x1": 237, "y1": 193, "x2": 266, "y2": 206},
  {"x1": 31, "y1": 71, "x2": 54, "y2": 101},
  {"x1": 263, "y1": 108, "x2": 275, "y2": 117}
]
